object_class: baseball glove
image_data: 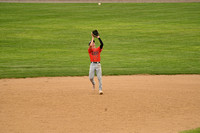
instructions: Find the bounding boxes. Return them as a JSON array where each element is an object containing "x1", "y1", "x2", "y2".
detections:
[{"x1": 92, "y1": 30, "x2": 99, "y2": 37}]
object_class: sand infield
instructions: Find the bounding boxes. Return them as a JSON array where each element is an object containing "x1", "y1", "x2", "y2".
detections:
[{"x1": 0, "y1": 75, "x2": 200, "y2": 133}]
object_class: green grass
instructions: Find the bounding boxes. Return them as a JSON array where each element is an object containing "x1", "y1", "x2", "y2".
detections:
[
  {"x1": 180, "y1": 127, "x2": 200, "y2": 133},
  {"x1": 0, "y1": 3, "x2": 200, "y2": 78}
]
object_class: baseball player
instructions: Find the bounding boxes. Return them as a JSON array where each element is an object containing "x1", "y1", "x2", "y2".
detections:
[{"x1": 88, "y1": 30, "x2": 104, "y2": 95}]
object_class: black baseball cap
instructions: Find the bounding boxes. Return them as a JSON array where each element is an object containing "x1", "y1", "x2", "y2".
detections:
[{"x1": 88, "y1": 40, "x2": 95, "y2": 46}]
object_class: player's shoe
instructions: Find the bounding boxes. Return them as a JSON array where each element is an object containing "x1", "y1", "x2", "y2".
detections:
[
  {"x1": 91, "y1": 82, "x2": 95, "y2": 90},
  {"x1": 99, "y1": 90, "x2": 103, "y2": 95},
  {"x1": 93, "y1": 84, "x2": 95, "y2": 89}
]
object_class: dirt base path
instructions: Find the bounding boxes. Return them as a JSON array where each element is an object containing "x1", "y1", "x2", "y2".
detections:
[{"x1": 0, "y1": 75, "x2": 200, "y2": 133}]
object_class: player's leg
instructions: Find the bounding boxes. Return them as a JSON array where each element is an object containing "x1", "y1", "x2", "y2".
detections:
[
  {"x1": 96, "y1": 63, "x2": 103, "y2": 94},
  {"x1": 89, "y1": 63, "x2": 95, "y2": 89}
]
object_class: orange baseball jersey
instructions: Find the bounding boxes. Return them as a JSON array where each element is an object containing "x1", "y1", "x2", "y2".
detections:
[{"x1": 88, "y1": 47, "x2": 102, "y2": 62}]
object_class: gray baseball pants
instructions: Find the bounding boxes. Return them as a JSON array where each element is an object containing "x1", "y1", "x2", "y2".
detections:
[{"x1": 89, "y1": 62, "x2": 102, "y2": 91}]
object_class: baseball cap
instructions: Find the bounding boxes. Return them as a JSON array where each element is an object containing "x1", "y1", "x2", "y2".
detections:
[{"x1": 88, "y1": 40, "x2": 95, "y2": 46}]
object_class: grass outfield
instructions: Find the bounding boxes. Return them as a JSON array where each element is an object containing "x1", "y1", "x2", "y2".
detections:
[
  {"x1": 0, "y1": 3, "x2": 200, "y2": 78},
  {"x1": 180, "y1": 127, "x2": 200, "y2": 133}
]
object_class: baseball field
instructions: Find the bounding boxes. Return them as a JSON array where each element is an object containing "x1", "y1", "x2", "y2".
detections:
[{"x1": 0, "y1": 2, "x2": 200, "y2": 133}]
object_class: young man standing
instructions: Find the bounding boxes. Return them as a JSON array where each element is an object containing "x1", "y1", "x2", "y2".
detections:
[{"x1": 88, "y1": 32, "x2": 104, "y2": 95}]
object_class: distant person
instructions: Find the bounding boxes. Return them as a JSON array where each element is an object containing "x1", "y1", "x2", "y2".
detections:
[{"x1": 88, "y1": 30, "x2": 104, "y2": 95}]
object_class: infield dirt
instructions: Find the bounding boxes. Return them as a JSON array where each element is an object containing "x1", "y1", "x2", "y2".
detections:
[{"x1": 0, "y1": 75, "x2": 200, "y2": 133}]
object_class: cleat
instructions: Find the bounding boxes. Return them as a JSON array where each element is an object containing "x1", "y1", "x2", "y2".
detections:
[
  {"x1": 93, "y1": 84, "x2": 95, "y2": 89},
  {"x1": 99, "y1": 90, "x2": 103, "y2": 95},
  {"x1": 92, "y1": 82, "x2": 95, "y2": 89}
]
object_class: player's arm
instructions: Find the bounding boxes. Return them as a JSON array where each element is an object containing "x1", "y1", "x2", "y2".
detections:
[
  {"x1": 97, "y1": 36, "x2": 104, "y2": 49},
  {"x1": 89, "y1": 33, "x2": 95, "y2": 49}
]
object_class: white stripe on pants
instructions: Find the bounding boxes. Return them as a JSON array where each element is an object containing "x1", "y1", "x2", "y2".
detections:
[{"x1": 89, "y1": 63, "x2": 102, "y2": 91}]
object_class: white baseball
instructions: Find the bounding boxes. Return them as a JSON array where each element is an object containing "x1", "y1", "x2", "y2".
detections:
[{"x1": 98, "y1": 3, "x2": 101, "y2": 5}]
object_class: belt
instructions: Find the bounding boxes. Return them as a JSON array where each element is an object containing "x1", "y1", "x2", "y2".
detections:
[{"x1": 91, "y1": 62, "x2": 100, "y2": 63}]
